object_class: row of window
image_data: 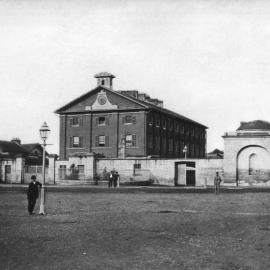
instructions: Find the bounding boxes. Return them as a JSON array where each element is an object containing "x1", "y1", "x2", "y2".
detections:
[
  {"x1": 148, "y1": 115, "x2": 205, "y2": 138},
  {"x1": 148, "y1": 134, "x2": 205, "y2": 156},
  {"x1": 69, "y1": 115, "x2": 137, "y2": 127},
  {"x1": 69, "y1": 134, "x2": 137, "y2": 148}
]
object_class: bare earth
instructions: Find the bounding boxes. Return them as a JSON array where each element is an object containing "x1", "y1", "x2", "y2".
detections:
[{"x1": 0, "y1": 190, "x2": 269, "y2": 270}]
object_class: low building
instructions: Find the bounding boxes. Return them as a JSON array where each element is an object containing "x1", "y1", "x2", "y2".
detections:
[
  {"x1": 223, "y1": 120, "x2": 270, "y2": 186},
  {"x1": 0, "y1": 138, "x2": 51, "y2": 183},
  {"x1": 207, "y1": 149, "x2": 224, "y2": 159}
]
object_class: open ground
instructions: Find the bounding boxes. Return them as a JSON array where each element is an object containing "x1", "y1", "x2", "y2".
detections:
[{"x1": 0, "y1": 188, "x2": 269, "y2": 270}]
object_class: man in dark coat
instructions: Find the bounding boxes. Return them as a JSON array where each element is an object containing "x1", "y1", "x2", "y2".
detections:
[
  {"x1": 214, "y1": 171, "x2": 222, "y2": 195},
  {"x1": 27, "y1": 175, "x2": 42, "y2": 215}
]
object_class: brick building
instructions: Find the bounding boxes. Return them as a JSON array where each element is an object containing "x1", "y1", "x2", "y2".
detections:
[{"x1": 56, "y1": 72, "x2": 207, "y2": 160}]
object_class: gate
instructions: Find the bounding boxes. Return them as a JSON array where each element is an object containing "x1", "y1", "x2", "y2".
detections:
[
  {"x1": 4, "y1": 165, "x2": 11, "y2": 183},
  {"x1": 175, "y1": 161, "x2": 196, "y2": 186}
]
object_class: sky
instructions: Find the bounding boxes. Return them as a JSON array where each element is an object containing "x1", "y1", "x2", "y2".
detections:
[{"x1": 1, "y1": 0, "x2": 270, "y2": 154}]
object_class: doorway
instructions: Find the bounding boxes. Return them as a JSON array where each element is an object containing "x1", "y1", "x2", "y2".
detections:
[
  {"x1": 5, "y1": 165, "x2": 11, "y2": 183},
  {"x1": 175, "y1": 161, "x2": 196, "y2": 186}
]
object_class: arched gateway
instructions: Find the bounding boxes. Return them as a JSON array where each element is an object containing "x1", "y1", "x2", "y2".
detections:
[{"x1": 223, "y1": 120, "x2": 270, "y2": 186}]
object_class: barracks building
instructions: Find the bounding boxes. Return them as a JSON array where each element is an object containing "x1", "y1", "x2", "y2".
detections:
[{"x1": 55, "y1": 72, "x2": 207, "y2": 160}]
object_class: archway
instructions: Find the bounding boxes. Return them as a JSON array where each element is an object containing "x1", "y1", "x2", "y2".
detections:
[{"x1": 236, "y1": 145, "x2": 270, "y2": 185}]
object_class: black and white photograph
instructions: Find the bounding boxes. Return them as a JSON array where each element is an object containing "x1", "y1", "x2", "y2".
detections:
[{"x1": 0, "y1": 0, "x2": 269, "y2": 269}]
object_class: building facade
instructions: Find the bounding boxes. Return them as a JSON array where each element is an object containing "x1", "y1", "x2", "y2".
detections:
[
  {"x1": 223, "y1": 120, "x2": 270, "y2": 186},
  {"x1": 56, "y1": 72, "x2": 207, "y2": 160}
]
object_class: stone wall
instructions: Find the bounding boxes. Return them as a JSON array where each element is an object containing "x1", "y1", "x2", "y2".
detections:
[
  {"x1": 55, "y1": 154, "x2": 95, "y2": 184},
  {"x1": 223, "y1": 135, "x2": 270, "y2": 185},
  {"x1": 96, "y1": 158, "x2": 223, "y2": 186}
]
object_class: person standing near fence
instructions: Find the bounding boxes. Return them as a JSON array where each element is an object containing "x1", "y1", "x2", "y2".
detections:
[
  {"x1": 27, "y1": 175, "x2": 42, "y2": 215},
  {"x1": 115, "y1": 171, "x2": 120, "y2": 188},
  {"x1": 214, "y1": 171, "x2": 222, "y2": 195}
]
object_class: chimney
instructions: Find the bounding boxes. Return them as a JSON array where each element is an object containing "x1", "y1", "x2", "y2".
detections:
[{"x1": 11, "y1": 138, "x2": 21, "y2": 145}]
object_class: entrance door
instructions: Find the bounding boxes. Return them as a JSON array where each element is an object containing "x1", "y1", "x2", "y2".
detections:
[
  {"x1": 5, "y1": 165, "x2": 11, "y2": 183},
  {"x1": 186, "y1": 169, "x2": 195, "y2": 186},
  {"x1": 177, "y1": 164, "x2": 186, "y2": 185}
]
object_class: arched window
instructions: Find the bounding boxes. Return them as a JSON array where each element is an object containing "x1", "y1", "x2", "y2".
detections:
[{"x1": 249, "y1": 153, "x2": 257, "y2": 175}]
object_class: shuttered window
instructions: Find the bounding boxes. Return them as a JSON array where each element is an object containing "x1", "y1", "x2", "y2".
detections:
[
  {"x1": 122, "y1": 115, "x2": 136, "y2": 125},
  {"x1": 95, "y1": 135, "x2": 109, "y2": 147},
  {"x1": 125, "y1": 134, "x2": 136, "y2": 147},
  {"x1": 70, "y1": 136, "x2": 83, "y2": 148},
  {"x1": 70, "y1": 117, "x2": 83, "y2": 127}
]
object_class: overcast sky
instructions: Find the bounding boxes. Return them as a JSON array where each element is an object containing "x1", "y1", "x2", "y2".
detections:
[{"x1": 1, "y1": 0, "x2": 270, "y2": 154}]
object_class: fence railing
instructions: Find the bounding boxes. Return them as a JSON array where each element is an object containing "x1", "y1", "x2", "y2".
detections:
[
  {"x1": 58, "y1": 168, "x2": 85, "y2": 181},
  {"x1": 24, "y1": 166, "x2": 48, "y2": 174}
]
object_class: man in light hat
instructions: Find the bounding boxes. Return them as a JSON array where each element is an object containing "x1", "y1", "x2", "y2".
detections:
[
  {"x1": 27, "y1": 175, "x2": 42, "y2": 215},
  {"x1": 214, "y1": 171, "x2": 222, "y2": 195}
]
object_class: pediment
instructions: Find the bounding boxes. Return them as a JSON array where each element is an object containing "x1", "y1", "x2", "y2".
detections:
[
  {"x1": 55, "y1": 86, "x2": 147, "y2": 114},
  {"x1": 90, "y1": 90, "x2": 118, "y2": 110}
]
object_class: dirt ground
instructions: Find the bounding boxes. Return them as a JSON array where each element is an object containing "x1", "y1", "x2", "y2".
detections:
[{"x1": 0, "y1": 190, "x2": 269, "y2": 270}]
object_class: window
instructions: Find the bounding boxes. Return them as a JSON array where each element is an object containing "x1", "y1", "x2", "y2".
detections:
[
  {"x1": 148, "y1": 115, "x2": 153, "y2": 126},
  {"x1": 98, "y1": 117, "x2": 106, "y2": 126},
  {"x1": 99, "y1": 135, "x2": 105, "y2": 146},
  {"x1": 70, "y1": 136, "x2": 83, "y2": 147},
  {"x1": 123, "y1": 115, "x2": 136, "y2": 125},
  {"x1": 162, "y1": 118, "x2": 167, "y2": 129},
  {"x1": 125, "y1": 134, "x2": 136, "y2": 147},
  {"x1": 101, "y1": 79, "x2": 105, "y2": 85},
  {"x1": 156, "y1": 117, "x2": 160, "y2": 127},
  {"x1": 191, "y1": 127, "x2": 195, "y2": 136},
  {"x1": 133, "y1": 163, "x2": 141, "y2": 176},
  {"x1": 95, "y1": 135, "x2": 109, "y2": 147},
  {"x1": 96, "y1": 116, "x2": 108, "y2": 126},
  {"x1": 181, "y1": 125, "x2": 184, "y2": 134},
  {"x1": 70, "y1": 117, "x2": 83, "y2": 127},
  {"x1": 155, "y1": 135, "x2": 160, "y2": 151},
  {"x1": 168, "y1": 120, "x2": 173, "y2": 131}
]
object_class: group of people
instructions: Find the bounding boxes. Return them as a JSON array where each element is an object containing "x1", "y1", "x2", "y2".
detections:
[{"x1": 108, "y1": 170, "x2": 120, "y2": 188}]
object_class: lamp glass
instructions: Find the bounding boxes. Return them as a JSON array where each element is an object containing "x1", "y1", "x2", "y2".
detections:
[{"x1": 39, "y1": 122, "x2": 50, "y2": 140}]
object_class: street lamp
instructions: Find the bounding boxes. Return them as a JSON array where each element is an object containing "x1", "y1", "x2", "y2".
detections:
[
  {"x1": 183, "y1": 145, "x2": 187, "y2": 159},
  {"x1": 39, "y1": 122, "x2": 50, "y2": 215}
]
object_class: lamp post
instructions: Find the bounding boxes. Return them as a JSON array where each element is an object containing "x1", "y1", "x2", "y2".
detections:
[
  {"x1": 183, "y1": 145, "x2": 187, "y2": 159},
  {"x1": 39, "y1": 122, "x2": 50, "y2": 215}
]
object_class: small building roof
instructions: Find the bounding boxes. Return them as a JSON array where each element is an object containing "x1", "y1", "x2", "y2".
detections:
[
  {"x1": 237, "y1": 120, "x2": 270, "y2": 131},
  {"x1": 21, "y1": 143, "x2": 40, "y2": 153},
  {"x1": 94, "y1": 72, "x2": 115, "y2": 78},
  {"x1": 0, "y1": 140, "x2": 27, "y2": 154},
  {"x1": 207, "y1": 148, "x2": 224, "y2": 159}
]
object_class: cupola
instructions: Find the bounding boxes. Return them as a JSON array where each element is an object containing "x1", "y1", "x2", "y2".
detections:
[{"x1": 94, "y1": 72, "x2": 115, "y2": 90}]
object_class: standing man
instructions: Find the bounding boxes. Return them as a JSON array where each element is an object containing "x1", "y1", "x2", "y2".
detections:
[
  {"x1": 115, "y1": 171, "x2": 120, "y2": 188},
  {"x1": 27, "y1": 175, "x2": 42, "y2": 215},
  {"x1": 214, "y1": 171, "x2": 222, "y2": 195},
  {"x1": 108, "y1": 170, "x2": 114, "y2": 188}
]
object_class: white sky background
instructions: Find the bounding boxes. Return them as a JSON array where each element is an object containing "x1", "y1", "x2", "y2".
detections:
[{"x1": 1, "y1": 0, "x2": 270, "y2": 154}]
